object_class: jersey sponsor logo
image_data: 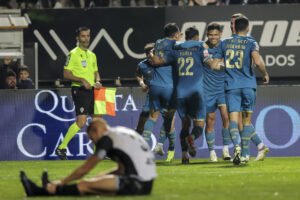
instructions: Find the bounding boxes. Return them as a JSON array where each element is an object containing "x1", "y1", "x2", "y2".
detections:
[{"x1": 81, "y1": 60, "x2": 87, "y2": 68}]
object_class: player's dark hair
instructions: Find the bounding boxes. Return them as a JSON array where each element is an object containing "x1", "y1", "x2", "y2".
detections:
[
  {"x1": 164, "y1": 23, "x2": 180, "y2": 38},
  {"x1": 207, "y1": 23, "x2": 222, "y2": 33},
  {"x1": 185, "y1": 26, "x2": 199, "y2": 41},
  {"x1": 235, "y1": 16, "x2": 249, "y2": 33},
  {"x1": 144, "y1": 43, "x2": 155, "y2": 56},
  {"x1": 6, "y1": 70, "x2": 16, "y2": 78},
  {"x1": 75, "y1": 27, "x2": 90, "y2": 37}
]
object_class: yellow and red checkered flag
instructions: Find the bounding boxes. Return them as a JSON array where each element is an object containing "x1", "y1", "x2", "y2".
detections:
[{"x1": 94, "y1": 87, "x2": 117, "y2": 116}]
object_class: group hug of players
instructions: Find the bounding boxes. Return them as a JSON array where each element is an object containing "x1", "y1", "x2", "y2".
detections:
[
  {"x1": 136, "y1": 13, "x2": 270, "y2": 165},
  {"x1": 18, "y1": 13, "x2": 271, "y2": 198}
]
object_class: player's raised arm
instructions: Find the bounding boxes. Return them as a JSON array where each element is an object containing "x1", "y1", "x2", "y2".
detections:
[{"x1": 252, "y1": 51, "x2": 269, "y2": 84}]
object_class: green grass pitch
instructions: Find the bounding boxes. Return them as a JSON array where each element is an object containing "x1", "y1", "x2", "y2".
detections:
[{"x1": 0, "y1": 157, "x2": 300, "y2": 200}]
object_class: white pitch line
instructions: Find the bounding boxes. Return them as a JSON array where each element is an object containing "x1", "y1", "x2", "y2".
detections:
[
  {"x1": 49, "y1": 29, "x2": 69, "y2": 56},
  {"x1": 34, "y1": 30, "x2": 57, "y2": 60}
]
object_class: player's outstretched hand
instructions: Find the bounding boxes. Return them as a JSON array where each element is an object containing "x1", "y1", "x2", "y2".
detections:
[
  {"x1": 263, "y1": 73, "x2": 270, "y2": 84},
  {"x1": 81, "y1": 79, "x2": 92, "y2": 90},
  {"x1": 94, "y1": 81, "x2": 102, "y2": 90}
]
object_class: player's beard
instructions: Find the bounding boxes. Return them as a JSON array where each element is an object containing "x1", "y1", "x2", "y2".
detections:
[
  {"x1": 82, "y1": 41, "x2": 89, "y2": 49},
  {"x1": 79, "y1": 39, "x2": 90, "y2": 49}
]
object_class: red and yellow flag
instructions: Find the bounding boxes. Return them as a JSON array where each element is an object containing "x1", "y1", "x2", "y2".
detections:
[{"x1": 94, "y1": 87, "x2": 117, "y2": 116}]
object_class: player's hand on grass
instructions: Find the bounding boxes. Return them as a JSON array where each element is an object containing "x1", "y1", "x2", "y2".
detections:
[
  {"x1": 81, "y1": 79, "x2": 92, "y2": 90},
  {"x1": 263, "y1": 73, "x2": 270, "y2": 84},
  {"x1": 94, "y1": 81, "x2": 102, "y2": 90}
]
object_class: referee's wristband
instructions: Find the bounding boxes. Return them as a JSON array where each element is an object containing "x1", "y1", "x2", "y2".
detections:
[{"x1": 139, "y1": 80, "x2": 145, "y2": 86}]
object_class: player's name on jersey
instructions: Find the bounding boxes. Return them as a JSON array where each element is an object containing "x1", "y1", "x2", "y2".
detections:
[{"x1": 225, "y1": 44, "x2": 246, "y2": 50}]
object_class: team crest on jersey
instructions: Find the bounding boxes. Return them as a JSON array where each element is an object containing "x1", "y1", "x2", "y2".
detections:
[
  {"x1": 147, "y1": 70, "x2": 151, "y2": 74},
  {"x1": 203, "y1": 49, "x2": 210, "y2": 58},
  {"x1": 81, "y1": 60, "x2": 87, "y2": 68}
]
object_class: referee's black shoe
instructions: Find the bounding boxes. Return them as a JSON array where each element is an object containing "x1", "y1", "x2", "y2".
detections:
[{"x1": 55, "y1": 148, "x2": 68, "y2": 160}]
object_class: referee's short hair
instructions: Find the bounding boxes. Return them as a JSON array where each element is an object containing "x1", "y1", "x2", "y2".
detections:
[
  {"x1": 164, "y1": 23, "x2": 180, "y2": 38},
  {"x1": 75, "y1": 27, "x2": 90, "y2": 37}
]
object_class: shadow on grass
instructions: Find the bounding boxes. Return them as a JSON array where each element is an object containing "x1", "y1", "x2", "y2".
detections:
[
  {"x1": 213, "y1": 164, "x2": 249, "y2": 168},
  {"x1": 156, "y1": 160, "x2": 234, "y2": 166}
]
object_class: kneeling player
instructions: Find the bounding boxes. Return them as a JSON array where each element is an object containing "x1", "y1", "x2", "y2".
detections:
[{"x1": 20, "y1": 118, "x2": 157, "y2": 196}]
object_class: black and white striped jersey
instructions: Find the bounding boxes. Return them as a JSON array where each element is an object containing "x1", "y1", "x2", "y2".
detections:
[{"x1": 94, "y1": 126, "x2": 157, "y2": 181}]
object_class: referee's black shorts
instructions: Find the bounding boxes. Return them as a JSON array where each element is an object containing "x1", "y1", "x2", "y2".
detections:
[{"x1": 71, "y1": 86, "x2": 94, "y2": 116}]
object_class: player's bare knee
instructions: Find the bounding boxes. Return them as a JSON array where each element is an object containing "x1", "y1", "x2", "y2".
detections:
[
  {"x1": 77, "y1": 182, "x2": 89, "y2": 195},
  {"x1": 222, "y1": 116, "x2": 229, "y2": 128},
  {"x1": 206, "y1": 116, "x2": 215, "y2": 124}
]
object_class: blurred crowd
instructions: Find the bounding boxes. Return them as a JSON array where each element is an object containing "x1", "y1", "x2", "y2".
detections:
[
  {"x1": 0, "y1": 0, "x2": 299, "y2": 9},
  {"x1": 0, "y1": 57, "x2": 34, "y2": 90}
]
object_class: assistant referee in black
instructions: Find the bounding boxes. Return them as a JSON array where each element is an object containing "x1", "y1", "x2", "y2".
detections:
[{"x1": 55, "y1": 27, "x2": 102, "y2": 160}]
